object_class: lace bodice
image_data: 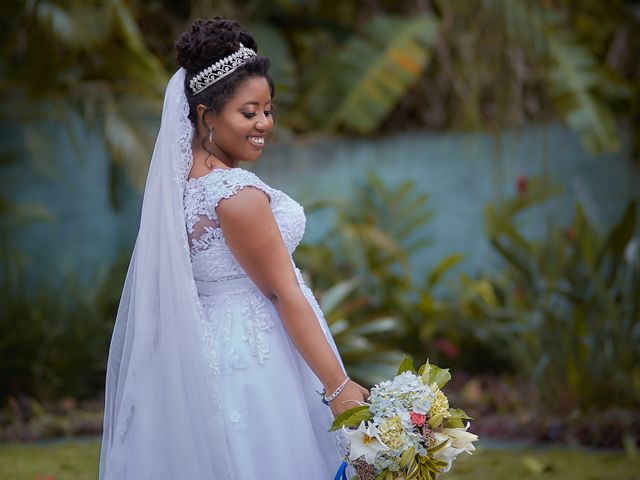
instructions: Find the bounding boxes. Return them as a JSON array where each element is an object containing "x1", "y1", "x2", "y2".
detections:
[{"x1": 183, "y1": 168, "x2": 306, "y2": 282}]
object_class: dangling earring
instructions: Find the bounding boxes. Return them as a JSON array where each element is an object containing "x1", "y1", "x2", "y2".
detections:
[{"x1": 208, "y1": 127, "x2": 213, "y2": 143}]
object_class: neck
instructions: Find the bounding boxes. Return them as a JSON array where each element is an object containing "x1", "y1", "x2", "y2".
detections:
[{"x1": 192, "y1": 137, "x2": 238, "y2": 169}]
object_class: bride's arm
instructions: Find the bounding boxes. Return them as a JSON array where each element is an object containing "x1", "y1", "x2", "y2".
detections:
[{"x1": 216, "y1": 186, "x2": 369, "y2": 416}]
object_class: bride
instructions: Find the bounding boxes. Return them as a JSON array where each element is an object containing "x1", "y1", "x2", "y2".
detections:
[{"x1": 98, "y1": 16, "x2": 369, "y2": 479}]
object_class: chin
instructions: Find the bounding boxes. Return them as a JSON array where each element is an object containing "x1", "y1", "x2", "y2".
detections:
[{"x1": 243, "y1": 151, "x2": 264, "y2": 163}]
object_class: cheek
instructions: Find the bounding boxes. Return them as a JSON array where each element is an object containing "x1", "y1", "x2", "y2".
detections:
[{"x1": 218, "y1": 120, "x2": 244, "y2": 142}]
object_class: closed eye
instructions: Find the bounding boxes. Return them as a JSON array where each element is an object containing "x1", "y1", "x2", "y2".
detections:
[{"x1": 242, "y1": 111, "x2": 273, "y2": 119}]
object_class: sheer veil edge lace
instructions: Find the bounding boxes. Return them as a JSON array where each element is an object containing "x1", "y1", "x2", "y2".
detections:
[{"x1": 99, "y1": 69, "x2": 232, "y2": 480}]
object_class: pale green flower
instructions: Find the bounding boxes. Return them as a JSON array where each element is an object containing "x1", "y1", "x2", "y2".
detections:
[
  {"x1": 428, "y1": 387, "x2": 449, "y2": 419},
  {"x1": 378, "y1": 416, "x2": 407, "y2": 451}
]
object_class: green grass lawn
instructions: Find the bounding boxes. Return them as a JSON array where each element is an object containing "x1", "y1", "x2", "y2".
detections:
[
  {"x1": 0, "y1": 438, "x2": 639, "y2": 480},
  {"x1": 0, "y1": 438, "x2": 99, "y2": 480}
]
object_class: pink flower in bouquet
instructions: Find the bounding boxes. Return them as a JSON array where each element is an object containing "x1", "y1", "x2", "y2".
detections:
[{"x1": 410, "y1": 411, "x2": 426, "y2": 427}]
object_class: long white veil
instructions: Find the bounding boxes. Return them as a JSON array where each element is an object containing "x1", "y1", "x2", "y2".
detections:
[{"x1": 99, "y1": 69, "x2": 230, "y2": 479}]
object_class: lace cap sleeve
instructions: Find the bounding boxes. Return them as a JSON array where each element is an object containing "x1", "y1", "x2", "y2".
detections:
[{"x1": 207, "y1": 168, "x2": 273, "y2": 216}]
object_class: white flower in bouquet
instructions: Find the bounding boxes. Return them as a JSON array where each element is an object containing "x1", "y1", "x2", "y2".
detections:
[
  {"x1": 342, "y1": 421, "x2": 390, "y2": 464},
  {"x1": 431, "y1": 422, "x2": 478, "y2": 472},
  {"x1": 444, "y1": 422, "x2": 478, "y2": 452}
]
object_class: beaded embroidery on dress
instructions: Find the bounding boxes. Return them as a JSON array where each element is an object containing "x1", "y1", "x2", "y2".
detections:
[{"x1": 183, "y1": 167, "x2": 349, "y2": 479}]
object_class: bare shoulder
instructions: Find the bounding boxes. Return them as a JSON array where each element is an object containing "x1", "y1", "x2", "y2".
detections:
[{"x1": 216, "y1": 185, "x2": 271, "y2": 221}]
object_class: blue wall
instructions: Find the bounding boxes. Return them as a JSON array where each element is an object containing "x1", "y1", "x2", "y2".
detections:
[
  {"x1": 2, "y1": 119, "x2": 638, "y2": 288},
  {"x1": 1, "y1": 116, "x2": 141, "y2": 285},
  {"x1": 255, "y1": 124, "x2": 639, "y2": 281}
]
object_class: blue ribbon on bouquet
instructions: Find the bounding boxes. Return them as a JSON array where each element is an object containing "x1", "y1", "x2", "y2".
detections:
[{"x1": 333, "y1": 461, "x2": 348, "y2": 480}]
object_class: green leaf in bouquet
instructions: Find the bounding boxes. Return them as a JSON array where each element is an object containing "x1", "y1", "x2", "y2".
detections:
[
  {"x1": 399, "y1": 446, "x2": 416, "y2": 468},
  {"x1": 406, "y1": 459, "x2": 420, "y2": 478},
  {"x1": 427, "y1": 413, "x2": 445, "y2": 429},
  {"x1": 329, "y1": 405, "x2": 373, "y2": 432},
  {"x1": 432, "y1": 458, "x2": 449, "y2": 470},
  {"x1": 427, "y1": 438, "x2": 449, "y2": 454},
  {"x1": 425, "y1": 460, "x2": 443, "y2": 476},
  {"x1": 407, "y1": 455, "x2": 419, "y2": 477},
  {"x1": 420, "y1": 362, "x2": 451, "y2": 389},
  {"x1": 397, "y1": 355, "x2": 416, "y2": 375},
  {"x1": 445, "y1": 416, "x2": 464, "y2": 428},
  {"x1": 448, "y1": 407, "x2": 473, "y2": 420},
  {"x1": 414, "y1": 455, "x2": 448, "y2": 479}
]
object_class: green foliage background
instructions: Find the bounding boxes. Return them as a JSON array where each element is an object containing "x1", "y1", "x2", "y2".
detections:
[{"x1": 0, "y1": 0, "x2": 638, "y2": 441}]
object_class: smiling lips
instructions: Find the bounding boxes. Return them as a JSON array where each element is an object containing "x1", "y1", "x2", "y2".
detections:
[{"x1": 248, "y1": 136, "x2": 265, "y2": 148}]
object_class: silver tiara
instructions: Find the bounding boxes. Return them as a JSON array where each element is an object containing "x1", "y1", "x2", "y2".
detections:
[{"x1": 189, "y1": 43, "x2": 257, "y2": 95}]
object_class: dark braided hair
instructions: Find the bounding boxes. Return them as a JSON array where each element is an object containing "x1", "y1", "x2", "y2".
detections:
[{"x1": 174, "y1": 17, "x2": 275, "y2": 128}]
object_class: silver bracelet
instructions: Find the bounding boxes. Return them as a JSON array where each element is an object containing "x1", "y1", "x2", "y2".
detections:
[{"x1": 323, "y1": 376, "x2": 350, "y2": 404}]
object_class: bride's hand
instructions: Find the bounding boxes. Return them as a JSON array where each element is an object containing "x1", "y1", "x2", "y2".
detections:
[{"x1": 328, "y1": 379, "x2": 370, "y2": 417}]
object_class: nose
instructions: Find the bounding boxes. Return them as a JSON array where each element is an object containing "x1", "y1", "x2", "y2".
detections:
[{"x1": 255, "y1": 113, "x2": 271, "y2": 131}]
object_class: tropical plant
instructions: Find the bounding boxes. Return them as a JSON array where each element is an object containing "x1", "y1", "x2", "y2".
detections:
[
  {"x1": 5, "y1": 0, "x2": 638, "y2": 161},
  {"x1": 458, "y1": 175, "x2": 640, "y2": 410},
  {"x1": 297, "y1": 172, "x2": 436, "y2": 305},
  {"x1": 0, "y1": 252, "x2": 128, "y2": 404},
  {"x1": 298, "y1": 14, "x2": 440, "y2": 134},
  {"x1": 315, "y1": 278, "x2": 404, "y2": 385},
  {"x1": 0, "y1": 0, "x2": 166, "y2": 192},
  {"x1": 484, "y1": 0, "x2": 625, "y2": 153},
  {"x1": 295, "y1": 172, "x2": 430, "y2": 384},
  {"x1": 297, "y1": 172, "x2": 468, "y2": 372},
  {"x1": 241, "y1": 0, "x2": 638, "y2": 156}
]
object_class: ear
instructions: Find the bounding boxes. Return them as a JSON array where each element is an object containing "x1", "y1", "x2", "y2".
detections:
[{"x1": 196, "y1": 104, "x2": 216, "y2": 130}]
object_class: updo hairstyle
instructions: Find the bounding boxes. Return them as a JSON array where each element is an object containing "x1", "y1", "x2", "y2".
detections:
[{"x1": 175, "y1": 17, "x2": 275, "y2": 128}]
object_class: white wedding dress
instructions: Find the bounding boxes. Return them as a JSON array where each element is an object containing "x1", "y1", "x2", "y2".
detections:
[
  {"x1": 99, "y1": 69, "x2": 350, "y2": 480},
  {"x1": 183, "y1": 166, "x2": 347, "y2": 479}
]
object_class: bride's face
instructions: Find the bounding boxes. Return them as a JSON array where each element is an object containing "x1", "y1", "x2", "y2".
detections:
[{"x1": 206, "y1": 76, "x2": 274, "y2": 163}]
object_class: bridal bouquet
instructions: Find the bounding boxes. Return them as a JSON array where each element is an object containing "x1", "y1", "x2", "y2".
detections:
[{"x1": 331, "y1": 358, "x2": 478, "y2": 480}]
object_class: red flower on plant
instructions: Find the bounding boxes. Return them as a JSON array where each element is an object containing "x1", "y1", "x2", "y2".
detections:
[
  {"x1": 516, "y1": 175, "x2": 528, "y2": 196},
  {"x1": 410, "y1": 412, "x2": 427, "y2": 427},
  {"x1": 433, "y1": 337, "x2": 459, "y2": 359},
  {"x1": 514, "y1": 285, "x2": 525, "y2": 301},
  {"x1": 566, "y1": 226, "x2": 575, "y2": 241}
]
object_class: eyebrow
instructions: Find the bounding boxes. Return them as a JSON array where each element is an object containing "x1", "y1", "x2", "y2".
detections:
[{"x1": 239, "y1": 100, "x2": 272, "y2": 107}]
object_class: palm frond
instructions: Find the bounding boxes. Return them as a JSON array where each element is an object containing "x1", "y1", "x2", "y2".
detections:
[
  {"x1": 246, "y1": 22, "x2": 297, "y2": 105},
  {"x1": 26, "y1": 0, "x2": 112, "y2": 50},
  {"x1": 547, "y1": 35, "x2": 620, "y2": 153},
  {"x1": 103, "y1": 97, "x2": 152, "y2": 189},
  {"x1": 484, "y1": 0, "x2": 621, "y2": 154},
  {"x1": 0, "y1": 197, "x2": 54, "y2": 233},
  {"x1": 303, "y1": 14, "x2": 439, "y2": 134},
  {"x1": 109, "y1": 0, "x2": 167, "y2": 90}
]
